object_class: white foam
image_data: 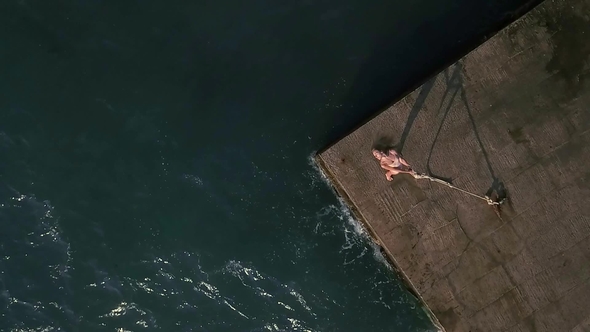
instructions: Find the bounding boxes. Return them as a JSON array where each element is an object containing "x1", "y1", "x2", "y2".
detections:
[
  {"x1": 136, "y1": 320, "x2": 149, "y2": 328},
  {"x1": 100, "y1": 302, "x2": 148, "y2": 319},
  {"x1": 221, "y1": 260, "x2": 318, "y2": 318},
  {"x1": 193, "y1": 281, "x2": 250, "y2": 319},
  {"x1": 286, "y1": 317, "x2": 316, "y2": 332},
  {"x1": 182, "y1": 174, "x2": 203, "y2": 187},
  {"x1": 257, "y1": 289, "x2": 274, "y2": 298},
  {"x1": 136, "y1": 281, "x2": 155, "y2": 294},
  {"x1": 10, "y1": 327, "x2": 57, "y2": 332},
  {"x1": 307, "y1": 152, "x2": 396, "y2": 270},
  {"x1": 223, "y1": 260, "x2": 265, "y2": 284},
  {"x1": 263, "y1": 323, "x2": 281, "y2": 331},
  {"x1": 222, "y1": 299, "x2": 250, "y2": 319}
]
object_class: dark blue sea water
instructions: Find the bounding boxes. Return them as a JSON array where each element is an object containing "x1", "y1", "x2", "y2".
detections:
[{"x1": 1, "y1": 0, "x2": 535, "y2": 331}]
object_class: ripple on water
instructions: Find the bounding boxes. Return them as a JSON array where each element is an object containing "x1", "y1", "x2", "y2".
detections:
[{"x1": 0, "y1": 188, "x2": 73, "y2": 330}]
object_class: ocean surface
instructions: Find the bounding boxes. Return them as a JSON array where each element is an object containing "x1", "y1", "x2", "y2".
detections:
[{"x1": 1, "y1": 0, "x2": 535, "y2": 331}]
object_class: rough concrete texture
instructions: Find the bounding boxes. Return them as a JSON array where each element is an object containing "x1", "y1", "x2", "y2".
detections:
[{"x1": 316, "y1": 0, "x2": 590, "y2": 331}]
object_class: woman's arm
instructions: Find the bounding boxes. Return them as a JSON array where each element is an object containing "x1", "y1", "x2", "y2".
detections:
[
  {"x1": 381, "y1": 161, "x2": 414, "y2": 174},
  {"x1": 388, "y1": 150, "x2": 412, "y2": 167},
  {"x1": 399, "y1": 157, "x2": 411, "y2": 167}
]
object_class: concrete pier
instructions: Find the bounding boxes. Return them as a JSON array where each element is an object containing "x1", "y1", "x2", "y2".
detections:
[{"x1": 316, "y1": 0, "x2": 590, "y2": 331}]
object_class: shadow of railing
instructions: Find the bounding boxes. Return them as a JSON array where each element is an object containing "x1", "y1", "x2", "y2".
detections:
[{"x1": 375, "y1": 61, "x2": 507, "y2": 200}]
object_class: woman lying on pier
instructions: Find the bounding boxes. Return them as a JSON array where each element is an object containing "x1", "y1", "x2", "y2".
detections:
[
  {"x1": 372, "y1": 148, "x2": 505, "y2": 206},
  {"x1": 372, "y1": 148, "x2": 416, "y2": 181}
]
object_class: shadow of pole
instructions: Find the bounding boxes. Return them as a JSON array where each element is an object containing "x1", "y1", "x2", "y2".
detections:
[
  {"x1": 397, "y1": 78, "x2": 435, "y2": 153},
  {"x1": 425, "y1": 65, "x2": 462, "y2": 183},
  {"x1": 425, "y1": 61, "x2": 506, "y2": 201}
]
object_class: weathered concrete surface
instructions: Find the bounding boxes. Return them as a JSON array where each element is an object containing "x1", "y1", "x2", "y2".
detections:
[{"x1": 317, "y1": 0, "x2": 590, "y2": 331}]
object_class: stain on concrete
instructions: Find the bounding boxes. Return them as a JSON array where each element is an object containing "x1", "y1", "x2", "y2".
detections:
[
  {"x1": 437, "y1": 307, "x2": 460, "y2": 331},
  {"x1": 522, "y1": 313, "x2": 538, "y2": 332},
  {"x1": 508, "y1": 126, "x2": 529, "y2": 144}
]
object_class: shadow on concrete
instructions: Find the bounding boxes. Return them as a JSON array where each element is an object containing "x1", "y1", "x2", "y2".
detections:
[
  {"x1": 327, "y1": 0, "x2": 543, "y2": 149},
  {"x1": 542, "y1": 5, "x2": 590, "y2": 98},
  {"x1": 371, "y1": 136, "x2": 396, "y2": 152},
  {"x1": 425, "y1": 61, "x2": 506, "y2": 200},
  {"x1": 372, "y1": 61, "x2": 508, "y2": 200},
  {"x1": 397, "y1": 78, "x2": 436, "y2": 154}
]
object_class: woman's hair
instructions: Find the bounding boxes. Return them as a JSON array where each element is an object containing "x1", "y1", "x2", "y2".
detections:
[{"x1": 372, "y1": 136, "x2": 396, "y2": 153}]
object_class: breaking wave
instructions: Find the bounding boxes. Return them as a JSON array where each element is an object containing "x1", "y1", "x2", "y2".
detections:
[{"x1": 306, "y1": 153, "x2": 392, "y2": 268}]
